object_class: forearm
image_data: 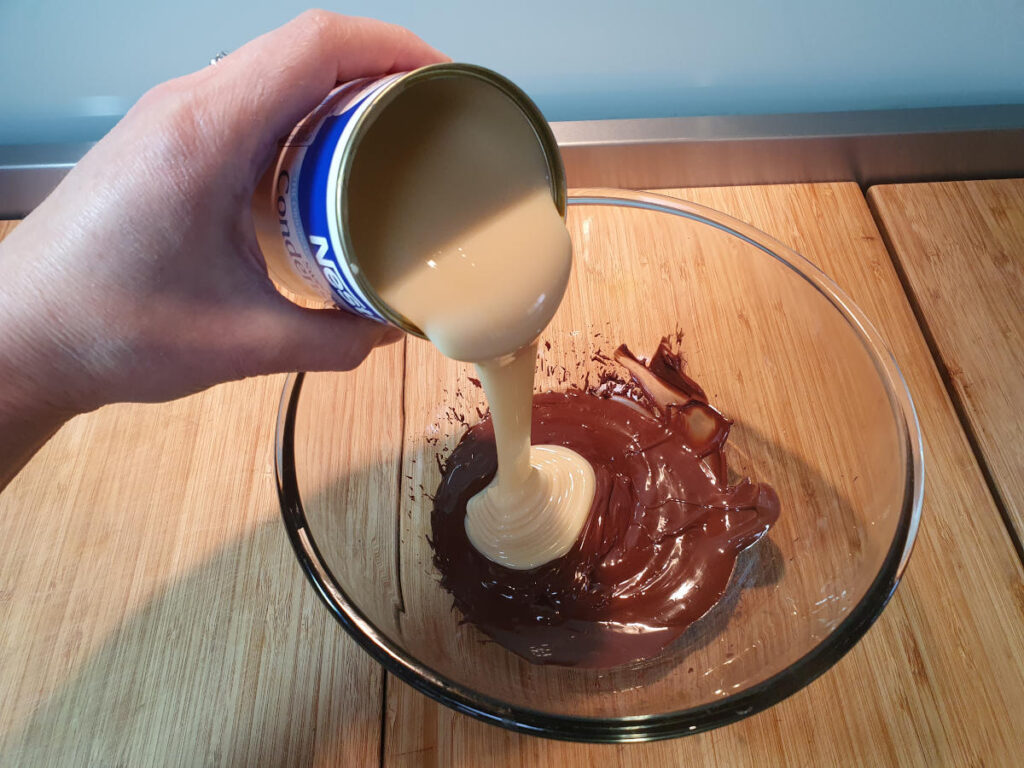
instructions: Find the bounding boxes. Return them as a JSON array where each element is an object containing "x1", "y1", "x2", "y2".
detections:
[
  {"x1": 0, "y1": 225, "x2": 81, "y2": 490},
  {"x1": 0, "y1": 397, "x2": 70, "y2": 491}
]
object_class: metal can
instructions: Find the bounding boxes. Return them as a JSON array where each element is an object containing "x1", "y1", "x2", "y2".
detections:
[{"x1": 254, "y1": 63, "x2": 567, "y2": 338}]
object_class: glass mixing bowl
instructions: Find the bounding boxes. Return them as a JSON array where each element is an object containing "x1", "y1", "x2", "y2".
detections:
[{"x1": 275, "y1": 189, "x2": 923, "y2": 742}]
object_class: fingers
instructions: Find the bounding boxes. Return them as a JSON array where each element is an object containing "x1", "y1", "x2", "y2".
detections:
[
  {"x1": 206, "y1": 11, "x2": 449, "y2": 155},
  {"x1": 253, "y1": 299, "x2": 405, "y2": 374}
]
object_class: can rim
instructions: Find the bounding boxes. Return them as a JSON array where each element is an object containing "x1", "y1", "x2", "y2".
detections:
[{"x1": 334, "y1": 62, "x2": 568, "y2": 338}]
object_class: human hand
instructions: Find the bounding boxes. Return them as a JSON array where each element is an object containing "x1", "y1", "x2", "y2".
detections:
[{"x1": 0, "y1": 11, "x2": 446, "y2": 421}]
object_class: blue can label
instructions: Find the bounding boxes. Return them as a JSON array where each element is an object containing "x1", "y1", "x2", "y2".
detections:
[{"x1": 273, "y1": 74, "x2": 404, "y2": 322}]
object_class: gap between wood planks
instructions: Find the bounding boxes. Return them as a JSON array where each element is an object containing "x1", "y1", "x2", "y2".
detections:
[
  {"x1": 379, "y1": 336, "x2": 411, "y2": 767},
  {"x1": 865, "y1": 191, "x2": 1024, "y2": 567}
]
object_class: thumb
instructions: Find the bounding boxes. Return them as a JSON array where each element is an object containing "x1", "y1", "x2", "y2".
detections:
[{"x1": 254, "y1": 300, "x2": 405, "y2": 374}]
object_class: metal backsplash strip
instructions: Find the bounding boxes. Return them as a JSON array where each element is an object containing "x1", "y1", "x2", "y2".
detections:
[
  {"x1": 2, "y1": 105, "x2": 1024, "y2": 217},
  {"x1": 553, "y1": 104, "x2": 1024, "y2": 190}
]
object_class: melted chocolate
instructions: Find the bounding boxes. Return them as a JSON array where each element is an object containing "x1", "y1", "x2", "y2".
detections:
[{"x1": 430, "y1": 340, "x2": 780, "y2": 668}]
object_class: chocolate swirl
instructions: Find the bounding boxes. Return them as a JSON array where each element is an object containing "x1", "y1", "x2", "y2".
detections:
[{"x1": 430, "y1": 340, "x2": 780, "y2": 668}]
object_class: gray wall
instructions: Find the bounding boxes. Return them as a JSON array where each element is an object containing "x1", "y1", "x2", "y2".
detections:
[{"x1": 2, "y1": 0, "x2": 1023, "y2": 145}]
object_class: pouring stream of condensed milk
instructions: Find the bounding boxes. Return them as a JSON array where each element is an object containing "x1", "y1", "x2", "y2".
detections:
[{"x1": 348, "y1": 75, "x2": 595, "y2": 569}]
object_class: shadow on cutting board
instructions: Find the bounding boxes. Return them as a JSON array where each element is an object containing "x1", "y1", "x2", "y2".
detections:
[{"x1": 0, "y1": 467, "x2": 393, "y2": 766}]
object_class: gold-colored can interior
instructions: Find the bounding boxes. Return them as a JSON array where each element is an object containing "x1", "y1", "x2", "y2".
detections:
[{"x1": 334, "y1": 63, "x2": 568, "y2": 338}]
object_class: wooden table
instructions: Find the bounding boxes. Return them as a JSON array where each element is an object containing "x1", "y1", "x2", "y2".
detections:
[{"x1": 2, "y1": 182, "x2": 1023, "y2": 766}]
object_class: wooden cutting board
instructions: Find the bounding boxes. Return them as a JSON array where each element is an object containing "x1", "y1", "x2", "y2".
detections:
[
  {"x1": 0, "y1": 211, "x2": 382, "y2": 765},
  {"x1": 868, "y1": 179, "x2": 1024, "y2": 545},
  {"x1": 2, "y1": 183, "x2": 1023, "y2": 766}
]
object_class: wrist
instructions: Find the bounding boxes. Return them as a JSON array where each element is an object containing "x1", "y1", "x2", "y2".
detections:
[
  {"x1": 0, "y1": 336, "x2": 76, "y2": 489},
  {"x1": 0, "y1": 354, "x2": 80, "y2": 426},
  {"x1": 0, "y1": 295, "x2": 86, "y2": 424},
  {"x1": 0, "y1": 283, "x2": 81, "y2": 490},
  {"x1": 0, "y1": 348, "x2": 86, "y2": 438},
  {"x1": 0, "y1": 389, "x2": 71, "y2": 489},
  {"x1": 0, "y1": 221, "x2": 101, "y2": 418}
]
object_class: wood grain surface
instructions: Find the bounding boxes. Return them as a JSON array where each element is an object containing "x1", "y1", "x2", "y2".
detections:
[
  {"x1": 379, "y1": 184, "x2": 1024, "y2": 766},
  {"x1": 2, "y1": 179, "x2": 1023, "y2": 768},
  {"x1": 0, "y1": 218, "x2": 389, "y2": 765},
  {"x1": 868, "y1": 179, "x2": 1024, "y2": 545}
]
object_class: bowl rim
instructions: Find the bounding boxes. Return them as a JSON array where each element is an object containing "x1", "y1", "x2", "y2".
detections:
[{"x1": 275, "y1": 188, "x2": 925, "y2": 743}]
